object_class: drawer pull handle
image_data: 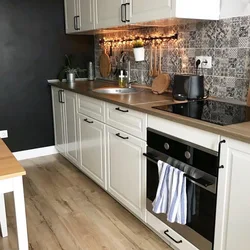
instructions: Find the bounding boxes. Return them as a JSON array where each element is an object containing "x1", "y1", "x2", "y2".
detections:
[
  {"x1": 84, "y1": 119, "x2": 94, "y2": 124},
  {"x1": 115, "y1": 107, "x2": 129, "y2": 113},
  {"x1": 164, "y1": 230, "x2": 182, "y2": 244},
  {"x1": 116, "y1": 133, "x2": 129, "y2": 140}
]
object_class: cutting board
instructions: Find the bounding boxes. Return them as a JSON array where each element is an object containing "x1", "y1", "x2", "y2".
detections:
[
  {"x1": 100, "y1": 49, "x2": 111, "y2": 78},
  {"x1": 152, "y1": 74, "x2": 171, "y2": 94}
]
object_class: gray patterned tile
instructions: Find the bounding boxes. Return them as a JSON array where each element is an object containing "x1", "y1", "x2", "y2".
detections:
[{"x1": 95, "y1": 16, "x2": 250, "y2": 101}]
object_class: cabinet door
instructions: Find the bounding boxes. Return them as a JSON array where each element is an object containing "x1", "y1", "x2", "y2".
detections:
[
  {"x1": 64, "y1": 0, "x2": 78, "y2": 33},
  {"x1": 95, "y1": 0, "x2": 124, "y2": 29},
  {"x1": 106, "y1": 126, "x2": 146, "y2": 219},
  {"x1": 129, "y1": 0, "x2": 172, "y2": 24},
  {"x1": 78, "y1": 114, "x2": 106, "y2": 189},
  {"x1": 214, "y1": 138, "x2": 250, "y2": 250},
  {"x1": 78, "y1": 0, "x2": 95, "y2": 31},
  {"x1": 51, "y1": 87, "x2": 66, "y2": 155},
  {"x1": 64, "y1": 90, "x2": 79, "y2": 165}
]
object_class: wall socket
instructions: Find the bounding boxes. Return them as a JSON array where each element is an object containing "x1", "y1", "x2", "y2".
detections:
[
  {"x1": 195, "y1": 56, "x2": 212, "y2": 69},
  {"x1": 0, "y1": 130, "x2": 8, "y2": 139}
]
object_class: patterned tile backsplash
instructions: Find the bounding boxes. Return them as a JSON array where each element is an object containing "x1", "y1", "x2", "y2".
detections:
[{"x1": 94, "y1": 16, "x2": 250, "y2": 102}]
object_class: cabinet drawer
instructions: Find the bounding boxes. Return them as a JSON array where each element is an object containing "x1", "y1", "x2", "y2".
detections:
[
  {"x1": 146, "y1": 212, "x2": 198, "y2": 250},
  {"x1": 77, "y1": 94, "x2": 105, "y2": 122},
  {"x1": 106, "y1": 103, "x2": 147, "y2": 140},
  {"x1": 148, "y1": 115, "x2": 220, "y2": 151}
]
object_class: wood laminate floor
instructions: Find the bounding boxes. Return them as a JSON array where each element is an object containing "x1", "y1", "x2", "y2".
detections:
[{"x1": 0, "y1": 154, "x2": 171, "y2": 250}]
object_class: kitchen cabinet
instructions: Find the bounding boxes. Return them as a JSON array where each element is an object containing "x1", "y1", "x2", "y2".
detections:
[
  {"x1": 214, "y1": 138, "x2": 250, "y2": 250},
  {"x1": 127, "y1": 0, "x2": 220, "y2": 24},
  {"x1": 64, "y1": 0, "x2": 95, "y2": 34},
  {"x1": 128, "y1": 0, "x2": 172, "y2": 24},
  {"x1": 51, "y1": 87, "x2": 79, "y2": 164},
  {"x1": 64, "y1": 90, "x2": 79, "y2": 165},
  {"x1": 106, "y1": 125, "x2": 146, "y2": 220},
  {"x1": 220, "y1": 0, "x2": 250, "y2": 18},
  {"x1": 51, "y1": 87, "x2": 66, "y2": 155},
  {"x1": 78, "y1": 113, "x2": 106, "y2": 189},
  {"x1": 95, "y1": 0, "x2": 125, "y2": 29},
  {"x1": 106, "y1": 103, "x2": 147, "y2": 140},
  {"x1": 64, "y1": 0, "x2": 78, "y2": 33}
]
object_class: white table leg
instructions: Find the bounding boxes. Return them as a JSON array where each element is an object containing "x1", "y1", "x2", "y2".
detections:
[
  {"x1": 0, "y1": 193, "x2": 8, "y2": 237},
  {"x1": 13, "y1": 176, "x2": 28, "y2": 250}
]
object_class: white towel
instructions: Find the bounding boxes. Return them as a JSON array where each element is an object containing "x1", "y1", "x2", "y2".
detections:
[
  {"x1": 152, "y1": 161, "x2": 169, "y2": 214},
  {"x1": 152, "y1": 161, "x2": 187, "y2": 225}
]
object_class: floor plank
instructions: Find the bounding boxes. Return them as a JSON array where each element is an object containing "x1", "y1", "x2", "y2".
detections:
[{"x1": 0, "y1": 154, "x2": 171, "y2": 250}]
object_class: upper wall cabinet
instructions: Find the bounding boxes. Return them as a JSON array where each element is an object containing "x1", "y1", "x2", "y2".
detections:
[
  {"x1": 128, "y1": 0, "x2": 172, "y2": 24},
  {"x1": 173, "y1": 0, "x2": 220, "y2": 20},
  {"x1": 128, "y1": 0, "x2": 220, "y2": 23},
  {"x1": 64, "y1": 0, "x2": 95, "y2": 33},
  {"x1": 95, "y1": 0, "x2": 125, "y2": 29},
  {"x1": 220, "y1": 0, "x2": 250, "y2": 18},
  {"x1": 64, "y1": 0, "x2": 221, "y2": 34}
]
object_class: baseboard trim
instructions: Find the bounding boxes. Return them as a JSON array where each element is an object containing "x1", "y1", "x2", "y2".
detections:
[{"x1": 13, "y1": 146, "x2": 58, "y2": 161}]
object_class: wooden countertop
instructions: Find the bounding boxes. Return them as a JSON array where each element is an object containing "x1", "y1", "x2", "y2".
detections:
[
  {"x1": 0, "y1": 139, "x2": 26, "y2": 180},
  {"x1": 50, "y1": 80, "x2": 250, "y2": 144}
]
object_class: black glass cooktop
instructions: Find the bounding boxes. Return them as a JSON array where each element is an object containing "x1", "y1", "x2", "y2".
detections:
[{"x1": 152, "y1": 100, "x2": 250, "y2": 126}]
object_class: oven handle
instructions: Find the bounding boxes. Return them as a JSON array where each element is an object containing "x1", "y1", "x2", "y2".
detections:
[
  {"x1": 143, "y1": 153, "x2": 213, "y2": 188},
  {"x1": 164, "y1": 230, "x2": 182, "y2": 244}
]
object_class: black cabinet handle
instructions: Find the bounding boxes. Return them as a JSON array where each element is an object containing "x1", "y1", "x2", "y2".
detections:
[
  {"x1": 84, "y1": 118, "x2": 94, "y2": 124},
  {"x1": 164, "y1": 230, "x2": 182, "y2": 244},
  {"x1": 218, "y1": 140, "x2": 226, "y2": 169},
  {"x1": 60, "y1": 90, "x2": 65, "y2": 103},
  {"x1": 58, "y1": 90, "x2": 61, "y2": 103},
  {"x1": 58, "y1": 90, "x2": 64, "y2": 103},
  {"x1": 115, "y1": 107, "x2": 129, "y2": 113},
  {"x1": 116, "y1": 133, "x2": 129, "y2": 140},
  {"x1": 74, "y1": 16, "x2": 77, "y2": 30},
  {"x1": 75, "y1": 15, "x2": 80, "y2": 30},
  {"x1": 125, "y1": 3, "x2": 130, "y2": 22},
  {"x1": 121, "y1": 4, "x2": 126, "y2": 23}
]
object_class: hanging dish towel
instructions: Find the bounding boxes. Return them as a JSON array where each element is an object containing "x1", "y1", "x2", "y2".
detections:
[
  {"x1": 152, "y1": 160, "x2": 170, "y2": 214},
  {"x1": 152, "y1": 160, "x2": 187, "y2": 225}
]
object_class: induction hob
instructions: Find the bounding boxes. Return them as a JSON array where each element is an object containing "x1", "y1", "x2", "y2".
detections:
[{"x1": 152, "y1": 100, "x2": 250, "y2": 126}]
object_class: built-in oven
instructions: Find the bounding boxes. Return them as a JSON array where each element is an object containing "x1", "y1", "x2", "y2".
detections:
[{"x1": 144, "y1": 128, "x2": 221, "y2": 250}]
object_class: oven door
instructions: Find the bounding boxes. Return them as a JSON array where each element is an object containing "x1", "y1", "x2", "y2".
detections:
[{"x1": 145, "y1": 149, "x2": 217, "y2": 250}]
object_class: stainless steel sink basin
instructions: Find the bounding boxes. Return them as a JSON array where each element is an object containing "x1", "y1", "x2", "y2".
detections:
[{"x1": 92, "y1": 87, "x2": 140, "y2": 94}]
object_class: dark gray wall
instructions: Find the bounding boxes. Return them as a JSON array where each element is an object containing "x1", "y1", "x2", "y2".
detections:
[{"x1": 0, "y1": 0, "x2": 94, "y2": 152}]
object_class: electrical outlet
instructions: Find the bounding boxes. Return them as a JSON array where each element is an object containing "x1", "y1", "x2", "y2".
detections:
[
  {"x1": 0, "y1": 130, "x2": 8, "y2": 139},
  {"x1": 195, "y1": 56, "x2": 212, "y2": 69}
]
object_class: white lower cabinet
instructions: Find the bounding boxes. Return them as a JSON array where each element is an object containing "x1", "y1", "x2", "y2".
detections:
[
  {"x1": 64, "y1": 91, "x2": 79, "y2": 165},
  {"x1": 78, "y1": 113, "x2": 106, "y2": 189},
  {"x1": 51, "y1": 87, "x2": 79, "y2": 164},
  {"x1": 146, "y1": 212, "x2": 198, "y2": 250},
  {"x1": 214, "y1": 137, "x2": 250, "y2": 250},
  {"x1": 106, "y1": 125, "x2": 146, "y2": 220},
  {"x1": 51, "y1": 87, "x2": 66, "y2": 155}
]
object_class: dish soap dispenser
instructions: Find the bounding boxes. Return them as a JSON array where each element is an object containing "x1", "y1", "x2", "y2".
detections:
[{"x1": 118, "y1": 70, "x2": 127, "y2": 88}]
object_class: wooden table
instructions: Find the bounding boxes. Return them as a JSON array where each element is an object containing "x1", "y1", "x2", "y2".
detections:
[{"x1": 0, "y1": 139, "x2": 28, "y2": 250}]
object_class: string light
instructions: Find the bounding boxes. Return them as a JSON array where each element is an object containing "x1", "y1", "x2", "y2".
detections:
[{"x1": 99, "y1": 33, "x2": 178, "y2": 48}]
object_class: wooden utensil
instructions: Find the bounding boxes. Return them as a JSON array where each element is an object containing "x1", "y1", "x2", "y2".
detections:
[
  {"x1": 152, "y1": 73, "x2": 171, "y2": 94},
  {"x1": 152, "y1": 47, "x2": 158, "y2": 77},
  {"x1": 247, "y1": 88, "x2": 250, "y2": 106},
  {"x1": 100, "y1": 48, "x2": 111, "y2": 78},
  {"x1": 158, "y1": 45, "x2": 162, "y2": 75},
  {"x1": 149, "y1": 46, "x2": 153, "y2": 77}
]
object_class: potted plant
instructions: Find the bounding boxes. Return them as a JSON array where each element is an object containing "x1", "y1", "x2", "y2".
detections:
[
  {"x1": 57, "y1": 54, "x2": 80, "y2": 82},
  {"x1": 133, "y1": 40, "x2": 145, "y2": 62}
]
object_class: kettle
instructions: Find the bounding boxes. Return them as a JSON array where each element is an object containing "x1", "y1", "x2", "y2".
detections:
[{"x1": 173, "y1": 74, "x2": 204, "y2": 101}]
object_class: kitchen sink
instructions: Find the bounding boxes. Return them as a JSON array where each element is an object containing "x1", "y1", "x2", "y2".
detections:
[{"x1": 92, "y1": 87, "x2": 140, "y2": 94}]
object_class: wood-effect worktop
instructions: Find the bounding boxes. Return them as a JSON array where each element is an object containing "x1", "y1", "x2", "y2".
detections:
[{"x1": 49, "y1": 80, "x2": 250, "y2": 144}]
